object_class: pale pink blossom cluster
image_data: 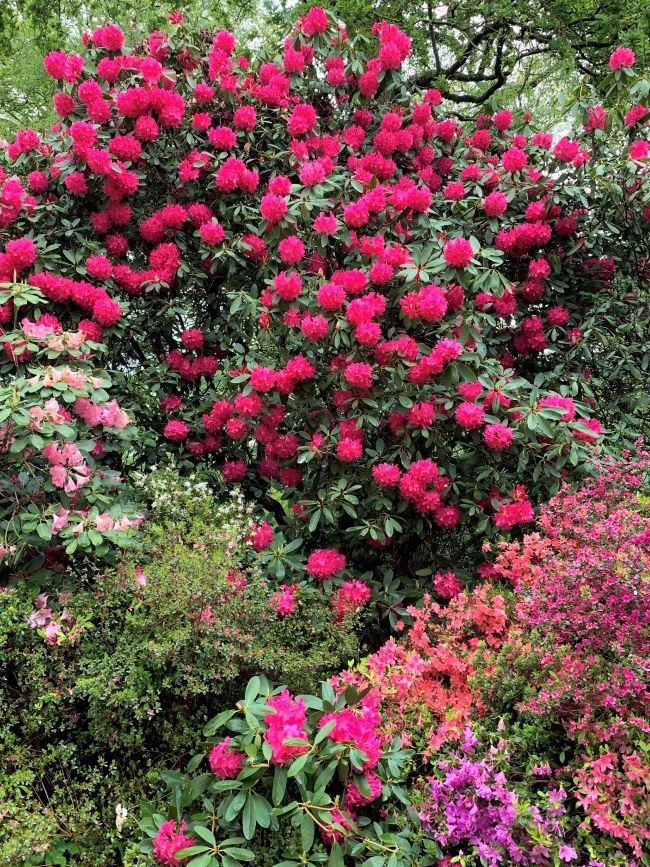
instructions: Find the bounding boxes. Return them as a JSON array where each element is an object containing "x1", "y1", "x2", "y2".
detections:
[
  {"x1": 28, "y1": 366, "x2": 107, "y2": 390},
  {"x1": 51, "y1": 506, "x2": 144, "y2": 535},
  {"x1": 74, "y1": 396, "x2": 130, "y2": 428},
  {"x1": 20, "y1": 317, "x2": 95, "y2": 352},
  {"x1": 26, "y1": 592, "x2": 71, "y2": 645},
  {"x1": 28, "y1": 397, "x2": 70, "y2": 430},
  {"x1": 42, "y1": 441, "x2": 91, "y2": 492}
]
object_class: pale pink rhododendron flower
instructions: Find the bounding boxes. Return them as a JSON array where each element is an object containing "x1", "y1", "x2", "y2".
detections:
[{"x1": 28, "y1": 398, "x2": 69, "y2": 430}]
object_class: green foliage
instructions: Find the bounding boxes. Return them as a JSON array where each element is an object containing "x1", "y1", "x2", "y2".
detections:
[{"x1": 0, "y1": 474, "x2": 360, "y2": 864}]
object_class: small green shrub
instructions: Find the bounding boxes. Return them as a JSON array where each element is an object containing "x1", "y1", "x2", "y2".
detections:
[{"x1": 0, "y1": 472, "x2": 361, "y2": 864}]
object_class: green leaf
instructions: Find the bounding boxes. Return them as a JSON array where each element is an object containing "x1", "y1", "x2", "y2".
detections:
[
  {"x1": 328, "y1": 843, "x2": 344, "y2": 867},
  {"x1": 272, "y1": 766, "x2": 287, "y2": 805},
  {"x1": 287, "y1": 752, "x2": 310, "y2": 778},
  {"x1": 244, "y1": 676, "x2": 261, "y2": 704},
  {"x1": 301, "y1": 813, "x2": 315, "y2": 852},
  {"x1": 355, "y1": 775, "x2": 372, "y2": 798},
  {"x1": 242, "y1": 795, "x2": 256, "y2": 840},
  {"x1": 224, "y1": 791, "x2": 247, "y2": 822},
  {"x1": 187, "y1": 753, "x2": 204, "y2": 773},
  {"x1": 314, "y1": 761, "x2": 337, "y2": 792},
  {"x1": 252, "y1": 794, "x2": 271, "y2": 828},
  {"x1": 185, "y1": 774, "x2": 213, "y2": 805},
  {"x1": 36, "y1": 523, "x2": 52, "y2": 541},
  {"x1": 175, "y1": 846, "x2": 211, "y2": 858},
  {"x1": 211, "y1": 781, "x2": 241, "y2": 794},
  {"x1": 204, "y1": 709, "x2": 236, "y2": 737},
  {"x1": 193, "y1": 825, "x2": 217, "y2": 846},
  {"x1": 314, "y1": 720, "x2": 335, "y2": 745},
  {"x1": 221, "y1": 848, "x2": 255, "y2": 861}
]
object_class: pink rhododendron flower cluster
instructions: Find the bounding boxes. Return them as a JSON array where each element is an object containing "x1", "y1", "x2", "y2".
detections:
[
  {"x1": 208, "y1": 737, "x2": 246, "y2": 778},
  {"x1": 152, "y1": 820, "x2": 196, "y2": 866},
  {"x1": 2, "y1": 5, "x2": 635, "y2": 593},
  {"x1": 263, "y1": 689, "x2": 310, "y2": 765}
]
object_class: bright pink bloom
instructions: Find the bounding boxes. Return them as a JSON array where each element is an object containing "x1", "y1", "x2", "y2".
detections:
[
  {"x1": 609, "y1": 46, "x2": 635, "y2": 70},
  {"x1": 483, "y1": 423, "x2": 514, "y2": 450},
  {"x1": 208, "y1": 738, "x2": 246, "y2": 778},
  {"x1": 152, "y1": 820, "x2": 196, "y2": 866},
  {"x1": 263, "y1": 690, "x2": 309, "y2": 765},
  {"x1": 163, "y1": 419, "x2": 189, "y2": 441},
  {"x1": 455, "y1": 402, "x2": 485, "y2": 429},
  {"x1": 306, "y1": 548, "x2": 347, "y2": 579},
  {"x1": 443, "y1": 237, "x2": 474, "y2": 268}
]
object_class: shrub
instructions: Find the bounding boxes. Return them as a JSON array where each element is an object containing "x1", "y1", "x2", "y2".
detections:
[
  {"x1": 4, "y1": 7, "x2": 649, "y2": 594},
  {"x1": 0, "y1": 472, "x2": 362, "y2": 864},
  {"x1": 0, "y1": 281, "x2": 143, "y2": 577},
  {"x1": 138, "y1": 676, "x2": 416, "y2": 867}
]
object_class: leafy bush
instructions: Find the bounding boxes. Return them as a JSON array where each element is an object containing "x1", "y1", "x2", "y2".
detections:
[
  {"x1": 3, "y1": 6, "x2": 648, "y2": 595},
  {"x1": 0, "y1": 280, "x2": 143, "y2": 577},
  {"x1": 0, "y1": 472, "x2": 361, "y2": 864},
  {"x1": 138, "y1": 675, "x2": 414, "y2": 867}
]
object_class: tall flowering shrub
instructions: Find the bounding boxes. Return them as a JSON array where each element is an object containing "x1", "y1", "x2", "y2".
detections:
[
  {"x1": 1, "y1": 11, "x2": 648, "y2": 590},
  {"x1": 0, "y1": 278, "x2": 142, "y2": 575}
]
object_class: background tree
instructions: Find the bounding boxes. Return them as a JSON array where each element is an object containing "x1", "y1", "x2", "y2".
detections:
[{"x1": 285, "y1": 0, "x2": 650, "y2": 112}]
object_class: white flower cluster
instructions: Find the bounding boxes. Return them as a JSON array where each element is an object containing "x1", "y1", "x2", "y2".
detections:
[
  {"x1": 132, "y1": 465, "x2": 256, "y2": 537},
  {"x1": 115, "y1": 803, "x2": 128, "y2": 833},
  {"x1": 132, "y1": 463, "x2": 213, "y2": 517}
]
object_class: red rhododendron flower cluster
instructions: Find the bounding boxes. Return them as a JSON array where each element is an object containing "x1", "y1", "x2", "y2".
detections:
[{"x1": 2, "y1": 7, "x2": 646, "y2": 592}]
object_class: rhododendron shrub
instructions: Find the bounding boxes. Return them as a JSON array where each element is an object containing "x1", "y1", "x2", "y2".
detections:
[
  {"x1": 138, "y1": 675, "x2": 416, "y2": 866},
  {"x1": 0, "y1": 280, "x2": 142, "y2": 575},
  {"x1": 2, "y1": 14, "x2": 648, "y2": 594}
]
